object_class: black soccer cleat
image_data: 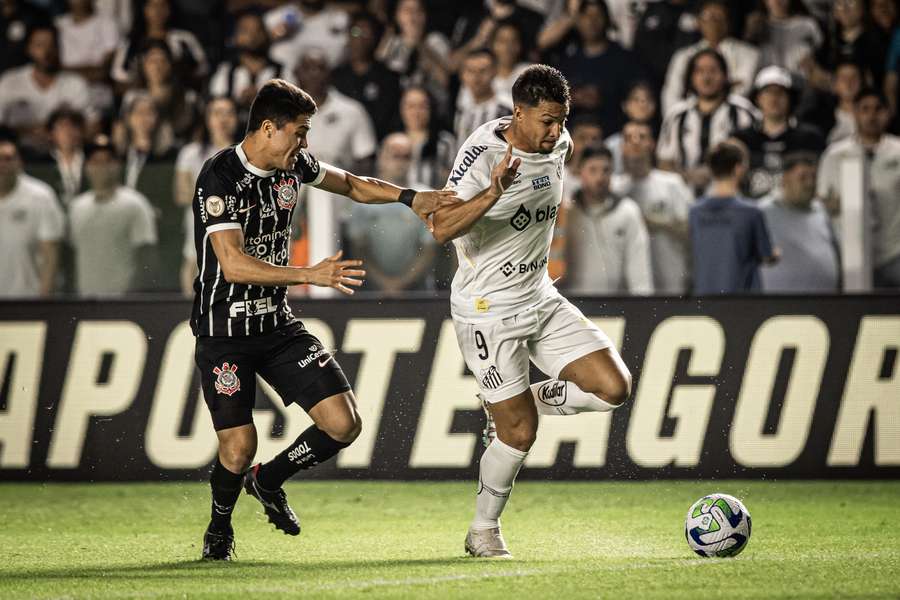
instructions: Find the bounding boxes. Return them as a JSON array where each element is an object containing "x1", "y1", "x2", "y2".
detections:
[
  {"x1": 244, "y1": 464, "x2": 301, "y2": 536},
  {"x1": 202, "y1": 524, "x2": 235, "y2": 561}
]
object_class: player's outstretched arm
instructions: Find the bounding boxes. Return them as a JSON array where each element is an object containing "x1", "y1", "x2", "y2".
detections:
[
  {"x1": 314, "y1": 163, "x2": 459, "y2": 225},
  {"x1": 210, "y1": 229, "x2": 365, "y2": 294},
  {"x1": 430, "y1": 143, "x2": 521, "y2": 245}
]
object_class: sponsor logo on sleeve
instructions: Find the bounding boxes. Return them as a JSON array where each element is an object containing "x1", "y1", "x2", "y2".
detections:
[{"x1": 206, "y1": 196, "x2": 224, "y2": 217}]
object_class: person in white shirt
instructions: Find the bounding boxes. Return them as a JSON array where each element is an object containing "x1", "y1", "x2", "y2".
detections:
[
  {"x1": 431, "y1": 65, "x2": 632, "y2": 559},
  {"x1": 55, "y1": 0, "x2": 120, "y2": 111},
  {"x1": 565, "y1": 144, "x2": 654, "y2": 295},
  {"x1": 0, "y1": 25, "x2": 93, "y2": 153},
  {"x1": 488, "y1": 21, "x2": 531, "y2": 108},
  {"x1": 0, "y1": 134, "x2": 64, "y2": 298},
  {"x1": 817, "y1": 89, "x2": 900, "y2": 289},
  {"x1": 69, "y1": 137, "x2": 158, "y2": 296},
  {"x1": 661, "y1": 0, "x2": 760, "y2": 116},
  {"x1": 613, "y1": 121, "x2": 693, "y2": 294},
  {"x1": 266, "y1": 0, "x2": 349, "y2": 73},
  {"x1": 454, "y1": 49, "x2": 513, "y2": 149}
]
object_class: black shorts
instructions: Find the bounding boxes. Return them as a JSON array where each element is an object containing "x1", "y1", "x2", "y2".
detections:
[{"x1": 194, "y1": 321, "x2": 351, "y2": 430}]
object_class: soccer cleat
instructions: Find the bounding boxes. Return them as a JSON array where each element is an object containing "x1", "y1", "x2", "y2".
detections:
[
  {"x1": 479, "y1": 393, "x2": 496, "y2": 448},
  {"x1": 465, "y1": 527, "x2": 513, "y2": 558},
  {"x1": 244, "y1": 464, "x2": 301, "y2": 536},
  {"x1": 202, "y1": 524, "x2": 235, "y2": 561}
]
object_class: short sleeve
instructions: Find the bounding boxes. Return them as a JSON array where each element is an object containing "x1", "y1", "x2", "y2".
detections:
[
  {"x1": 130, "y1": 196, "x2": 158, "y2": 246},
  {"x1": 752, "y1": 209, "x2": 774, "y2": 262},
  {"x1": 195, "y1": 168, "x2": 241, "y2": 231},
  {"x1": 36, "y1": 195, "x2": 65, "y2": 242},
  {"x1": 295, "y1": 149, "x2": 325, "y2": 185},
  {"x1": 444, "y1": 143, "x2": 493, "y2": 201}
]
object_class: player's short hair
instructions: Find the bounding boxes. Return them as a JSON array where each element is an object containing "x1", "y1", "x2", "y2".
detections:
[
  {"x1": 512, "y1": 64, "x2": 570, "y2": 108},
  {"x1": 706, "y1": 140, "x2": 746, "y2": 178},
  {"x1": 580, "y1": 143, "x2": 613, "y2": 164},
  {"x1": 246, "y1": 79, "x2": 317, "y2": 133},
  {"x1": 855, "y1": 87, "x2": 887, "y2": 107}
]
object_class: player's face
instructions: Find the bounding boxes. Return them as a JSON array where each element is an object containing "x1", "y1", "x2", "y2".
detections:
[
  {"x1": 268, "y1": 115, "x2": 311, "y2": 171},
  {"x1": 516, "y1": 101, "x2": 568, "y2": 154}
]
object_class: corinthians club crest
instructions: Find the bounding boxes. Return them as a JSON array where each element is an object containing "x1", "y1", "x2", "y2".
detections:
[
  {"x1": 213, "y1": 362, "x2": 241, "y2": 396},
  {"x1": 273, "y1": 177, "x2": 297, "y2": 210}
]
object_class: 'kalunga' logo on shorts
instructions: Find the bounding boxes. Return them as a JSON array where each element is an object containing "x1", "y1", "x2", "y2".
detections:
[
  {"x1": 448, "y1": 145, "x2": 489, "y2": 185},
  {"x1": 537, "y1": 380, "x2": 567, "y2": 406}
]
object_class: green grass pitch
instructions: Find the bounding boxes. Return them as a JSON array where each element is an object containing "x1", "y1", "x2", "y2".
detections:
[{"x1": 1, "y1": 481, "x2": 898, "y2": 599}]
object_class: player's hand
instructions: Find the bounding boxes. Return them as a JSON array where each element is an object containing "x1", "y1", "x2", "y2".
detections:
[
  {"x1": 490, "y1": 143, "x2": 521, "y2": 197},
  {"x1": 307, "y1": 250, "x2": 365, "y2": 295},
  {"x1": 411, "y1": 190, "x2": 460, "y2": 230}
]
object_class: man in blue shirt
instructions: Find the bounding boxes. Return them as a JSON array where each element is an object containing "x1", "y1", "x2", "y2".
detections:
[{"x1": 689, "y1": 141, "x2": 779, "y2": 294}]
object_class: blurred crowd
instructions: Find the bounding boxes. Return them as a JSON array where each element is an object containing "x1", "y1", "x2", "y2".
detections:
[{"x1": 1, "y1": 0, "x2": 898, "y2": 299}]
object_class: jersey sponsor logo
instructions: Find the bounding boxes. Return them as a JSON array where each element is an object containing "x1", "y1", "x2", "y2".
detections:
[
  {"x1": 537, "y1": 380, "x2": 567, "y2": 406},
  {"x1": 287, "y1": 441, "x2": 312, "y2": 464},
  {"x1": 509, "y1": 203, "x2": 559, "y2": 231},
  {"x1": 213, "y1": 362, "x2": 240, "y2": 396},
  {"x1": 499, "y1": 255, "x2": 549, "y2": 277},
  {"x1": 532, "y1": 175, "x2": 551, "y2": 190},
  {"x1": 206, "y1": 196, "x2": 225, "y2": 217},
  {"x1": 448, "y1": 145, "x2": 489, "y2": 185},
  {"x1": 229, "y1": 297, "x2": 278, "y2": 318},
  {"x1": 480, "y1": 365, "x2": 503, "y2": 390},
  {"x1": 273, "y1": 177, "x2": 298, "y2": 210},
  {"x1": 298, "y1": 344, "x2": 330, "y2": 368}
]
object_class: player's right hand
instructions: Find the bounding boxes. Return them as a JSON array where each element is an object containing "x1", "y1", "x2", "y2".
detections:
[
  {"x1": 307, "y1": 250, "x2": 365, "y2": 295},
  {"x1": 490, "y1": 143, "x2": 521, "y2": 197}
]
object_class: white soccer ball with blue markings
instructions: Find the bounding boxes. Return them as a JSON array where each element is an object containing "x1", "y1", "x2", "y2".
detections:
[{"x1": 685, "y1": 493, "x2": 751, "y2": 558}]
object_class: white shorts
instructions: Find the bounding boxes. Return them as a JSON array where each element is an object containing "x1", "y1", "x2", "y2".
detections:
[{"x1": 453, "y1": 294, "x2": 612, "y2": 403}]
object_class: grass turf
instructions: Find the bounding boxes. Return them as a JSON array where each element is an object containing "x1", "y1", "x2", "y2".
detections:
[{"x1": 0, "y1": 481, "x2": 897, "y2": 599}]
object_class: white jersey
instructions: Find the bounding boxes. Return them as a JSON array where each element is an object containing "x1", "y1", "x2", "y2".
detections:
[{"x1": 446, "y1": 117, "x2": 571, "y2": 323}]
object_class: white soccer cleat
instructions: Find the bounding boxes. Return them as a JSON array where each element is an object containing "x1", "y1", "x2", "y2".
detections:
[
  {"x1": 465, "y1": 527, "x2": 513, "y2": 558},
  {"x1": 479, "y1": 393, "x2": 496, "y2": 448}
]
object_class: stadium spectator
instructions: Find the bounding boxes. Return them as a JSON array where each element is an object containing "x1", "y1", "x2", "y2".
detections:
[
  {"x1": 396, "y1": 85, "x2": 455, "y2": 189},
  {"x1": 450, "y1": 0, "x2": 542, "y2": 71},
  {"x1": 760, "y1": 153, "x2": 840, "y2": 292},
  {"x1": 733, "y1": 66, "x2": 825, "y2": 199},
  {"x1": 802, "y1": 60, "x2": 863, "y2": 144},
  {"x1": 333, "y1": 11, "x2": 402, "y2": 141},
  {"x1": 631, "y1": 0, "x2": 700, "y2": 90},
  {"x1": 567, "y1": 114, "x2": 604, "y2": 179},
  {"x1": 110, "y1": 0, "x2": 208, "y2": 90},
  {"x1": 69, "y1": 136, "x2": 157, "y2": 296},
  {"x1": 122, "y1": 40, "x2": 201, "y2": 144},
  {"x1": 808, "y1": 0, "x2": 888, "y2": 91},
  {"x1": 489, "y1": 21, "x2": 531, "y2": 108},
  {"x1": 265, "y1": 0, "x2": 349, "y2": 73},
  {"x1": 0, "y1": 24, "x2": 93, "y2": 155},
  {"x1": 746, "y1": 0, "x2": 822, "y2": 76},
  {"x1": 657, "y1": 48, "x2": 759, "y2": 192},
  {"x1": 563, "y1": 145, "x2": 653, "y2": 295},
  {"x1": 0, "y1": 132, "x2": 64, "y2": 298},
  {"x1": 604, "y1": 80, "x2": 658, "y2": 173},
  {"x1": 346, "y1": 132, "x2": 436, "y2": 294},
  {"x1": 175, "y1": 97, "x2": 239, "y2": 296},
  {"x1": 378, "y1": 0, "x2": 451, "y2": 111},
  {"x1": 453, "y1": 50, "x2": 511, "y2": 145},
  {"x1": 33, "y1": 107, "x2": 88, "y2": 206},
  {"x1": 548, "y1": 0, "x2": 644, "y2": 134},
  {"x1": 661, "y1": 1, "x2": 759, "y2": 116},
  {"x1": 0, "y1": 1, "x2": 51, "y2": 75},
  {"x1": 817, "y1": 89, "x2": 900, "y2": 288},
  {"x1": 689, "y1": 141, "x2": 779, "y2": 295},
  {"x1": 293, "y1": 49, "x2": 376, "y2": 172},
  {"x1": 209, "y1": 10, "x2": 284, "y2": 120},
  {"x1": 885, "y1": 27, "x2": 900, "y2": 118},
  {"x1": 54, "y1": 0, "x2": 120, "y2": 112},
  {"x1": 612, "y1": 121, "x2": 693, "y2": 295},
  {"x1": 113, "y1": 91, "x2": 175, "y2": 187}
]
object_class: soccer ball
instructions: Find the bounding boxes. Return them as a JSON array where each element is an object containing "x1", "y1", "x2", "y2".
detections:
[{"x1": 684, "y1": 493, "x2": 751, "y2": 558}]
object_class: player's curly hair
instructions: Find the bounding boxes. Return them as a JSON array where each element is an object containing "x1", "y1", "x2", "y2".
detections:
[
  {"x1": 246, "y1": 79, "x2": 317, "y2": 133},
  {"x1": 512, "y1": 64, "x2": 570, "y2": 108}
]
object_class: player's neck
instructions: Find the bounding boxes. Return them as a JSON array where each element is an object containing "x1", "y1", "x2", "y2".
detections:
[
  {"x1": 503, "y1": 122, "x2": 537, "y2": 154},
  {"x1": 240, "y1": 135, "x2": 277, "y2": 172}
]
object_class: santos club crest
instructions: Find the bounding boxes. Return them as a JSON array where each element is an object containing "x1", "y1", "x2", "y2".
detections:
[
  {"x1": 213, "y1": 362, "x2": 241, "y2": 396},
  {"x1": 273, "y1": 177, "x2": 297, "y2": 210}
]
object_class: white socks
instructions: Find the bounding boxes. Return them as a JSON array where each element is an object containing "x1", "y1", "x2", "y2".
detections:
[
  {"x1": 471, "y1": 438, "x2": 527, "y2": 531},
  {"x1": 529, "y1": 379, "x2": 617, "y2": 415}
]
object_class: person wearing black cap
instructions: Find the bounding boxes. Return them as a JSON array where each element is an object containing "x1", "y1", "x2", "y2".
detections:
[
  {"x1": 733, "y1": 65, "x2": 825, "y2": 199},
  {"x1": 67, "y1": 135, "x2": 158, "y2": 297}
]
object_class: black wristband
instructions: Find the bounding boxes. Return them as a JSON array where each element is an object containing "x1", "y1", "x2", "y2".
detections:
[{"x1": 398, "y1": 188, "x2": 416, "y2": 207}]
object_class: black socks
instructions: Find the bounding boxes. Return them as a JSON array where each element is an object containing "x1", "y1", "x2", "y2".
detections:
[
  {"x1": 256, "y1": 425, "x2": 351, "y2": 490},
  {"x1": 209, "y1": 457, "x2": 243, "y2": 532}
]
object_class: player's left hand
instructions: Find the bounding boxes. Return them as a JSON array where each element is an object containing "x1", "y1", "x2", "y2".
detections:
[{"x1": 411, "y1": 190, "x2": 461, "y2": 230}]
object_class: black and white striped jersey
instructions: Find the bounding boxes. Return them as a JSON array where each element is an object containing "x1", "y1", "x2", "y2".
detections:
[{"x1": 190, "y1": 142, "x2": 325, "y2": 337}]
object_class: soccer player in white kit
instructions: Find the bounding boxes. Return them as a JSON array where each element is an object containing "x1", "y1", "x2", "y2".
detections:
[{"x1": 431, "y1": 65, "x2": 633, "y2": 558}]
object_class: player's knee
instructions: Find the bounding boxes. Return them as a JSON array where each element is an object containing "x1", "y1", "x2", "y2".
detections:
[
  {"x1": 219, "y1": 442, "x2": 255, "y2": 472},
  {"x1": 321, "y1": 411, "x2": 362, "y2": 444},
  {"x1": 500, "y1": 422, "x2": 537, "y2": 452},
  {"x1": 603, "y1": 368, "x2": 632, "y2": 407}
]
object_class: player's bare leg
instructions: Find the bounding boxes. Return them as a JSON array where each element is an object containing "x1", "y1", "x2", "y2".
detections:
[
  {"x1": 245, "y1": 392, "x2": 361, "y2": 535},
  {"x1": 467, "y1": 391, "x2": 537, "y2": 559},
  {"x1": 529, "y1": 348, "x2": 632, "y2": 416},
  {"x1": 203, "y1": 424, "x2": 258, "y2": 560}
]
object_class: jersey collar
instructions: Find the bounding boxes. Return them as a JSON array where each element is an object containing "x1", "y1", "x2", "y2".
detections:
[{"x1": 236, "y1": 141, "x2": 276, "y2": 178}]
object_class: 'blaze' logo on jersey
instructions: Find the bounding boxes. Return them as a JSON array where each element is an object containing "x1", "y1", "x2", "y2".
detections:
[
  {"x1": 448, "y1": 145, "x2": 488, "y2": 185},
  {"x1": 213, "y1": 362, "x2": 240, "y2": 396},
  {"x1": 273, "y1": 177, "x2": 297, "y2": 210},
  {"x1": 537, "y1": 380, "x2": 567, "y2": 406},
  {"x1": 509, "y1": 203, "x2": 559, "y2": 231}
]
